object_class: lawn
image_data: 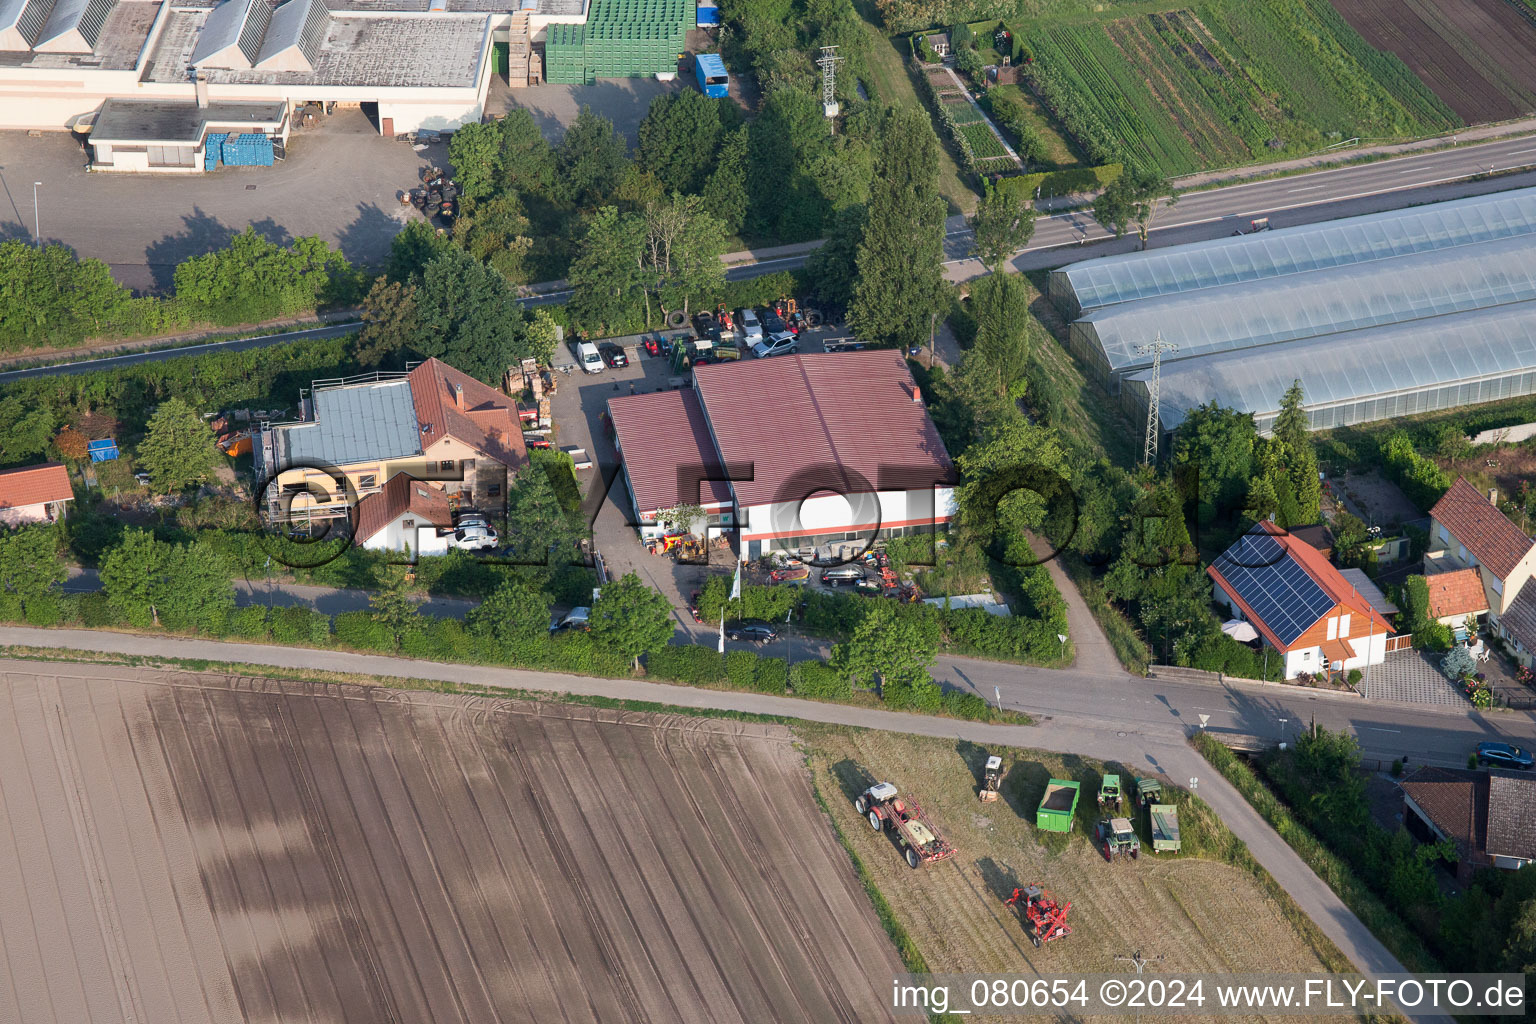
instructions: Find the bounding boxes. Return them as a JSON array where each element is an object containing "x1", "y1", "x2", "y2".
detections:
[
  {"x1": 986, "y1": 84, "x2": 1083, "y2": 169},
  {"x1": 851, "y1": 0, "x2": 978, "y2": 213}
]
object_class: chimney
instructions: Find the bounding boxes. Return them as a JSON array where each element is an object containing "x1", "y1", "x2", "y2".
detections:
[
  {"x1": 453, "y1": 382, "x2": 464, "y2": 410},
  {"x1": 1489, "y1": 488, "x2": 1498, "y2": 506},
  {"x1": 909, "y1": 382, "x2": 922, "y2": 403},
  {"x1": 193, "y1": 69, "x2": 209, "y2": 109}
]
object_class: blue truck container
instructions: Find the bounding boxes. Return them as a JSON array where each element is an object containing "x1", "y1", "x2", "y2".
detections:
[{"x1": 694, "y1": 52, "x2": 728, "y2": 97}]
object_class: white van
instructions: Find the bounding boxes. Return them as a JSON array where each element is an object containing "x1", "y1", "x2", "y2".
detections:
[
  {"x1": 577, "y1": 342, "x2": 604, "y2": 373},
  {"x1": 737, "y1": 308, "x2": 764, "y2": 345}
]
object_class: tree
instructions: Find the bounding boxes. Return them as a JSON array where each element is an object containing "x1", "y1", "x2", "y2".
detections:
[
  {"x1": 847, "y1": 106, "x2": 947, "y2": 348},
  {"x1": 447, "y1": 120, "x2": 505, "y2": 202},
  {"x1": 969, "y1": 181, "x2": 1036, "y2": 272},
  {"x1": 100, "y1": 530, "x2": 233, "y2": 631},
  {"x1": 1271, "y1": 379, "x2": 1321, "y2": 524},
  {"x1": 556, "y1": 106, "x2": 629, "y2": 209},
  {"x1": 568, "y1": 206, "x2": 647, "y2": 332},
  {"x1": 803, "y1": 204, "x2": 866, "y2": 310},
  {"x1": 954, "y1": 419, "x2": 1069, "y2": 550},
  {"x1": 505, "y1": 461, "x2": 581, "y2": 564},
  {"x1": 172, "y1": 229, "x2": 352, "y2": 324},
  {"x1": 465, "y1": 577, "x2": 552, "y2": 659},
  {"x1": 746, "y1": 88, "x2": 832, "y2": 241},
  {"x1": 1092, "y1": 166, "x2": 1177, "y2": 249},
  {"x1": 353, "y1": 279, "x2": 418, "y2": 367},
  {"x1": 589, "y1": 572, "x2": 672, "y2": 669},
  {"x1": 830, "y1": 601, "x2": 941, "y2": 707},
  {"x1": 0, "y1": 396, "x2": 56, "y2": 467},
  {"x1": 496, "y1": 109, "x2": 557, "y2": 199},
  {"x1": 412, "y1": 248, "x2": 537, "y2": 383},
  {"x1": 637, "y1": 91, "x2": 741, "y2": 196},
  {"x1": 454, "y1": 193, "x2": 534, "y2": 283},
  {"x1": 641, "y1": 193, "x2": 728, "y2": 320},
  {"x1": 386, "y1": 220, "x2": 453, "y2": 282},
  {"x1": 369, "y1": 568, "x2": 422, "y2": 650},
  {"x1": 138, "y1": 397, "x2": 219, "y2": 493},
  {"x1": 53, "y1": 425, "x2": 90, "y2": 462},
  {"x1": 969, "y1": 272, "x2": 1031, "y2": 396},
  {"x1": 0, "y1": 525, "x2": 65, "y2": 606},
  {"x1": 1172, "y1": 402, "x2": 1257, "y2": 526},
  {"x1": 702, "y1": 125, "x2": 750, "y2": 236},
  {"x1": 0, "y1": 241, "x2": 138, "y2": 350}
]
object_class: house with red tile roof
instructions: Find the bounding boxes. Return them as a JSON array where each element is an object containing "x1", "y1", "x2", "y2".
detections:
[
  {"x1": 1428, "y1": 477, "x2": 1536, "y2": 667},
  {"x1": 0, "y1": 462, "x2": 73, "y2": 527},
  {"x1": 1208, "y1": 520, "x2": 1395, "y2": 679},
  {"x1": 353, "y1": 474, "x2": 454, "y2": 555},
  {"x1": 1401, "y1": 766, "x2": 1536, "y2": 881},
  {"x1": 609, "y1": 352, "x2": 958, "y2": 560},
  {"x1": 1424, "y1": 567, "x2": 1490, "y2": 626},
  {"x1": 253, "y1": 358, "x2": 528, "y2": 525}
]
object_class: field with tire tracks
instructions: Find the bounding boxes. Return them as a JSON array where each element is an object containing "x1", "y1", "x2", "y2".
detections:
[{"x1": 0, "y1": 663, "x2": 901, "y2": 1024}]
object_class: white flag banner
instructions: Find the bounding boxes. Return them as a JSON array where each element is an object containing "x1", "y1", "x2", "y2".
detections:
[
  {"x1": 730, "y1": 559, "x2": 742, "y2": 601},
  {"x1": 718, "y1": 610, "x2": 726, "y2": 654}
]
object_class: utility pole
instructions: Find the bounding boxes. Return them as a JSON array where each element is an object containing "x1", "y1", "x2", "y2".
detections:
[
  {"x1": 32, "y1": 181, "x2": 42, "y2": 245},
  {"x1": 1114, "y1": 950, "x2": 1164, "y2": 1024},
  {"x1": 817, "y1": 45, "x2": 842, "y2": 120},
  {"x1": 1135, "y1": 333, "x2": 1177, "y2": 466}
]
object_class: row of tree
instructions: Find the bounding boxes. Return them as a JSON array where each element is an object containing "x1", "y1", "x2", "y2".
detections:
[{"x1": 0, "y1": 231, "x2": 363, "y2": 354}]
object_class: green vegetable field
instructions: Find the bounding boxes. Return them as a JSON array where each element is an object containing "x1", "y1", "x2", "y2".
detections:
[{"x1": 1022, "y1": 0, "x2": 1460, "y2": 176}]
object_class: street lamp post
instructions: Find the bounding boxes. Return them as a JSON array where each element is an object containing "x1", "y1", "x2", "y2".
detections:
[
  {"x1": 1114, "y1": 951, "x2": 1164, "y2": 1024},
  {"x1": 32, "y1": 181, "x2": 41, "y2": 245}
]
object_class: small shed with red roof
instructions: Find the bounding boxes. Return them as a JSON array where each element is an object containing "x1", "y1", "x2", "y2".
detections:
[{"x1": 0, "y1": 462, "x2": 73, "y2": 527}]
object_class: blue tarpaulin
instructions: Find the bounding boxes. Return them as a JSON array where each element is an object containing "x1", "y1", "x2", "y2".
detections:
[
  {"x1": 88, "y1": 439, "x2": 118, "y2": 462},
  {"x1": 696, "y1": 4, "x2": 720, "y2": 25}
]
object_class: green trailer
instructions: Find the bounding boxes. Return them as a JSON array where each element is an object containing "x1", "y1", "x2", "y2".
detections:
[
  {"x1": 1132, "y1": 776, "x2": 1162, "y2": 807},
  {"x1": 1036, "y1": 778, "x2": 1080, "y2": 832},
  {"x1": 1149, "y1": 803, "x2": 1181, "y2": 853}
]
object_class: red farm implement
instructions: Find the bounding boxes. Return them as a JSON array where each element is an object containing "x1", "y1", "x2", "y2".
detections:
[
  {"x1": 1006, "y1": 885, "x2": 1072, "y2": 947},
  {"x1": 855, "y1": 782, "x2": 956, "y2": 869}
]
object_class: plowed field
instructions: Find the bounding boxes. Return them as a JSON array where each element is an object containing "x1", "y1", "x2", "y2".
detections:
[
  {"x1": 0, "y1": 662, "x2": 901, "y2": 1024},
  {"x1": 1330, "y1": 0, "x2": 1536, "y2": 122},
  {"x1": 806, "y1": 727, "x2": 1337, "y2": 1023}
]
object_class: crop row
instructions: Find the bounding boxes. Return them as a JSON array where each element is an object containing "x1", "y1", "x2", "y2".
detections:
[{"x1": 958, "y1": 121, "x2": 1009, "y2": 159}]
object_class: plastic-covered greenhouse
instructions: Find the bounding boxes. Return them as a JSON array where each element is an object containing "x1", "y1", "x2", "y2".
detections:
[
  {"x1": 1069, "y1": 230, "x2": 1536, "y2": 386},
  {"x1": 1047, "y1": 186, "x2": 1536, "y2": 436},
  {"x1": 1048, "y1": 187, "x2": 1536, "y2": 319},
  {"x1": 1121, "y1": 300, "x2": 1536, "y2": 434}
]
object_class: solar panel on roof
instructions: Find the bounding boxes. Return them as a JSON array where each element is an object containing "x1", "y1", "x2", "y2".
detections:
[{"x1": 1212, "y1": 532, "x2": 1334, "y2": 646}]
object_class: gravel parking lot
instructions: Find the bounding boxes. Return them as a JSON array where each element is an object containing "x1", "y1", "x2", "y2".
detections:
[{"x1": 0, "y1": 107, "x2": 445, "y2": 292}]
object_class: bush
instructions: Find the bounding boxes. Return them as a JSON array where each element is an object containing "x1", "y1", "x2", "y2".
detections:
[
  {"x1": 942, "y1": 689, "x2": 990, "y2": 719},
  {"x1": 546, "y1": 630, "x2": 629, "y2": 676},
  {"x1": 790, "y1": 660, "x2": 852, "y2": 699},
  {"x1": 400, "y1": 617, "x2": 469, "y2": 660},
  {"x1": 725, "y1": 649, "x2": 760, "y2": 690},
  {"x1": 269, "y1": 605, "x2": 329, "y2": 645},
  {"x1": 221, "y1": 606, "x2": 270, "y2": 639},
  {"x1": 1347, "y1": 668, "x2": 1363, "y2": 686},
  {"x1": 950, "y1": 22, "x2": 972, "y2": 47},
  {"x1": 992, "y1": 164, "x2": 1121, "y2": 203},
  {"x1": 646, "y1": 644, "x2": 728, "y2": 685},
  {"x1": 333, "y1": 610, "x2": 392, "y2": 651},
  {"x1": 77, "y1": 592, "x2": 120, "y2": 627},
  {"x1": 22, "y1": 596, "x2": 61, "y2": 626}
]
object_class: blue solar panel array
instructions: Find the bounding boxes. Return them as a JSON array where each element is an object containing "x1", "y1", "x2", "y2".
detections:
[{"x1": 1212, "y1": 532, "x2": 1334, "y2": 646}]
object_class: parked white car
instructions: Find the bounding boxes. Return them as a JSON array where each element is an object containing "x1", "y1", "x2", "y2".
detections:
[
  {"x1": 736, "y1": 307, "x2": 764, "y2": 345},
  {"x1": 577, "y1": 341, "x2": 604, "y2": 374},
  {"x1": 452, "y1": 523, "x2": 498, "y2": 551}
]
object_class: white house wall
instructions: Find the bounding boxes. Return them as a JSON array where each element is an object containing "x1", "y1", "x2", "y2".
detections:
[
  {"x1": 361, "y1": 512, "x2": 450, "y2": 557},
  {"x1": 738, "y1": 486, "x2": 957, "y2": 550}
]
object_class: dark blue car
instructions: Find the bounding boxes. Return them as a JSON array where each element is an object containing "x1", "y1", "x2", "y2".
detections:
[{"x1": 1476, "y1": 742, "x2": 1534, "y2": 770}]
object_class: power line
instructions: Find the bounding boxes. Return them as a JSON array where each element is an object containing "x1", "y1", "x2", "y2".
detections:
[
  {"x1": 1135, "y1": 333, "x2": 1177, "y2": 466},
  {"x1": 817, "y1": 46, "x2": 842, "y2": 120}
]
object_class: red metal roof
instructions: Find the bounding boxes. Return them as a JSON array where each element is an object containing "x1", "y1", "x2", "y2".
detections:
[
  {"x1": 1430, "y1": 477, "x2": 1534, "y2": 581},
  {"x1": 0, "y1": 462, "x2": 72, "y2": 510},
  {"x1": 353, "y1": 473, "x2": 452, "y2": 544},
  {"x1": 692, "y1": 351, "x2": 955, "y2": 509},
  {"x1": 607, "y1": 389, "x2": 731, "y2": 515},
  {"x1": 407, "y1": 358, "x2": 528, "y2": 473}
]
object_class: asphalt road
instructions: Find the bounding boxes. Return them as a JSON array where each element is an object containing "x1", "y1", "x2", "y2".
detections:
[{"x1": 0, "y1": 632, "x2": 1455, "y2": 1024}]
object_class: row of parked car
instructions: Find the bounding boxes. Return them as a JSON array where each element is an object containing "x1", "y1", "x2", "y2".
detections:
[{"x1": 573, "y1": 305, "x2": 807, "y2": 374}]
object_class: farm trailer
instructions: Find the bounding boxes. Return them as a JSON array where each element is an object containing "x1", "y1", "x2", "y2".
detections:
[
  {"x1": 855, "y1": 782, "x2": 957, "y2": 869},
  {"x1": 1149, "y1": 804, "x2": 1181, "y2": 854},
  {"x1": 1036, "y1": 778, "x2": 1080, "y2": 832}
]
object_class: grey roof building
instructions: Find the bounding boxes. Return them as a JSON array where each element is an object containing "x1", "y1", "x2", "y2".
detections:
[{"x1": 270, "y1": 377, "x2": 423, "y2": 471}]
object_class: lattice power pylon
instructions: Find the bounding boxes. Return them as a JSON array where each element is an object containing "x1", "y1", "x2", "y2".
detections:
[
  {"x1": 818, "y1": 45, "x2": 842, "y2": 119},
  {"x1": 1135, "y1": 333, "x2": 1178, "y2": 466}
]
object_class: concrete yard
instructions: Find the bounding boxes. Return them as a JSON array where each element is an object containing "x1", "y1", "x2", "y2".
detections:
[
  {"x1": 0, "y1": 107, "x2": 443, "y2": 292},
  {"x1": 0, "y1": 660, "x2": 902, "y2": 1023}
]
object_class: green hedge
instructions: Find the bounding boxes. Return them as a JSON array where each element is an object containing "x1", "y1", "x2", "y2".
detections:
[
  {"x1": 993, "y1": 164, "x2": 1122, "y2": 202},
  {"x1": 789, "y1": 660, "x2": 852, "y2": 699}
]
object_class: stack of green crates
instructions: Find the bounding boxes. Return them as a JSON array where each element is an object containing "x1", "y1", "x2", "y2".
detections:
[
  {"x1": 545, "y1": 23, "x2": 587, "y2": 84},
  {"x1": 545, "y1": 0, "x2": 688, "y2": 82}
]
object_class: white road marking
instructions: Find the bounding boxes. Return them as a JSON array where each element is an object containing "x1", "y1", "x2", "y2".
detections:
[
  {"x1": 1368, "y1": 728, "x2": 1402, "y2": 733},
  {"x1": 1286, "y1": 184, "x2": 1326, "y2": 192}
]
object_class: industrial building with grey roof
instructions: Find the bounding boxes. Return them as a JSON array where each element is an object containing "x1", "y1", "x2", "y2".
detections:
[{"x1": 1047, "y1": 187, "x2": 1536, "y2": 435}]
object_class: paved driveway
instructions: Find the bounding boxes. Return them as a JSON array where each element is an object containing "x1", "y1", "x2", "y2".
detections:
[{"x1": 0, "y1": 107, "x2": 444, "y2": 292}]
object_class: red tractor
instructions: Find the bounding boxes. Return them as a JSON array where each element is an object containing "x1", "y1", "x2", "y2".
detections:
[{"x1": 1006, "y1": 885, "x2": 1072, "y2": 947}]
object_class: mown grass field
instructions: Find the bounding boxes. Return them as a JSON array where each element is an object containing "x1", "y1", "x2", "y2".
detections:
[{"x1": 1020, "y1": 0, "x2": 1460, "y2": 176}]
